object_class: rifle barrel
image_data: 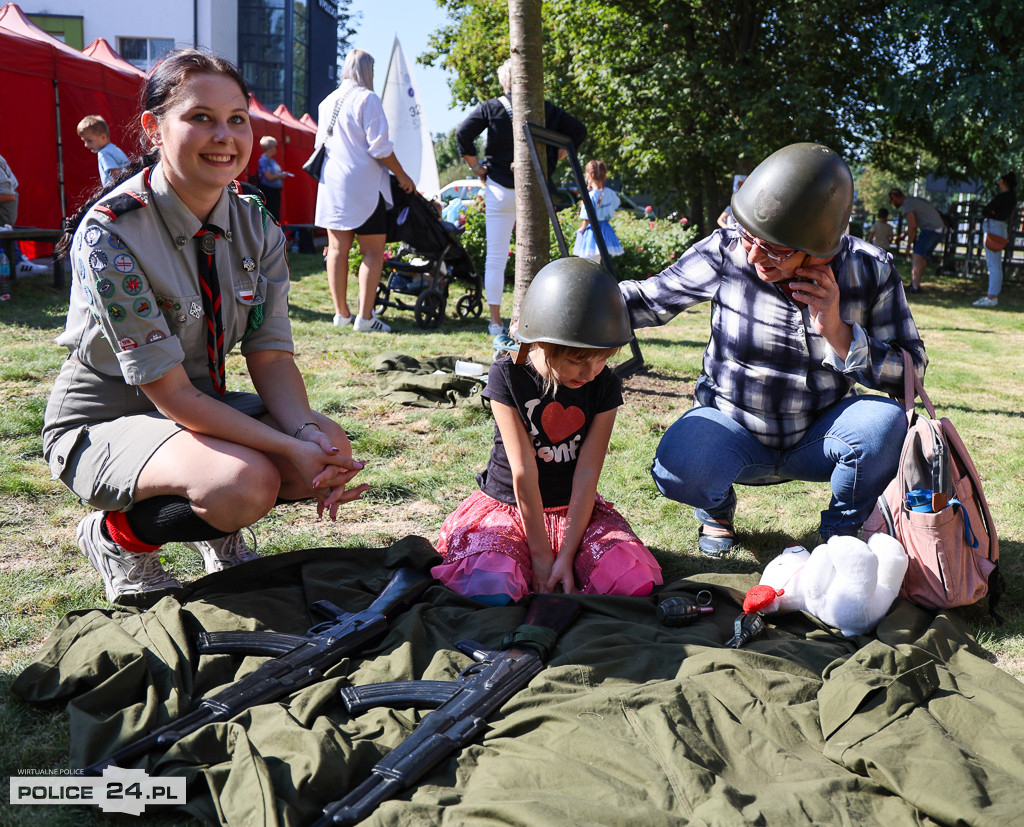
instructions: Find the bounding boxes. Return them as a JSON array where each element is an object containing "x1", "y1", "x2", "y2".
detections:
[{"x1": 82, "y1": 567, "x2": 433, "y2": 775}]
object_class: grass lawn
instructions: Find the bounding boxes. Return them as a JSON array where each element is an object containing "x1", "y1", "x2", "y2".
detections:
[{"x1": 1, "y1": 249, "x2": 1021, "y2": 823}]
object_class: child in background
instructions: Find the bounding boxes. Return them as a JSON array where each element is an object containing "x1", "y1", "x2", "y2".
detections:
[
  {"x1": 867, "y1": 207, "x2": 894, "y2": 252},
  {"x1": 77, "y1": 115, "x2": 130, "y2": 187},
  {"x1": 572, "y1": 160, "x2": 624, "y2": 262},
  {"x1": 256, "y1": 136, "x2": 292, "y2": 221},
  {"x1": 432, "y1": 258, "x2": 662, "y2": 604}
]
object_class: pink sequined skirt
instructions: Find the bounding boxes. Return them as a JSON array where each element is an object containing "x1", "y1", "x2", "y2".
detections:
[{"x1": 433, "y1": 491, "x2": 662, "y2": 601}]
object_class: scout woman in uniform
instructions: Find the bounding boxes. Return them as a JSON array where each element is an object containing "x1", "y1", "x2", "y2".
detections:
[{"x1": 45, "y1": 50, "x2": 368, "y2": 604}]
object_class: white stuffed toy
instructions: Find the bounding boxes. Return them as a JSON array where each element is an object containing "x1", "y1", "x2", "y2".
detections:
[{"x1": 742, "y1": 534, "x2": 909, "y2": 636}]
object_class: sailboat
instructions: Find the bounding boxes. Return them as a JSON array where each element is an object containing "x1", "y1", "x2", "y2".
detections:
[{"x1": 381, "y1": 36, "x2": 441, "y2": 199}]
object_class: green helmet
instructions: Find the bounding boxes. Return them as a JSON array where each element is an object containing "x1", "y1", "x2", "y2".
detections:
[
  {"x1": 516, "y1": 258, "x2": 633, "y2": 349},
  {"x1": 731, "y1": 142, "x2": 853, "y2": 258}
]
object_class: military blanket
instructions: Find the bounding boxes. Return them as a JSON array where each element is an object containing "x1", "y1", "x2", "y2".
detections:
[
  {"x1": 372, "y1": 353, "x2": 489, "y2": 409},
  {"x1": 12, "y1": 536, "x2": 1024, "y2": 826}
]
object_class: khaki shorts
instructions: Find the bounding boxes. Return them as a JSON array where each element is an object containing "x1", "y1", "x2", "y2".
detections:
[{"x1": 47, "y1": 391, "x2": 267, "y2": 512}]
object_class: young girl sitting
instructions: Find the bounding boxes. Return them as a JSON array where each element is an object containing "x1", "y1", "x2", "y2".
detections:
[
  {"x1": 432, "y1": 258, "x2": 662, "y2": 604},
  {"x1": 572, "y1": 160, "x2": 625, "y2": 263}
]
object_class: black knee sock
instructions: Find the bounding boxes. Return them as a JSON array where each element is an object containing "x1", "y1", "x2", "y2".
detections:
[{"x1": 125, "y1": 496, "x2": 231, "y2": 545}]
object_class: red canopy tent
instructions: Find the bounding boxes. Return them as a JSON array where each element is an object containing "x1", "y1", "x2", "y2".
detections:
[
  {"x1": 0, "y1": 25, "x2": 61, "y2": 231},
  {"x1": 1, "y1": 2, "x2": 316, "y2": 247},
  {"x1": 82, "y1": 37, "x2": 146, "y2": 78},
  {"x1": 0, "y1": 3, "x2": 142, "y2": 229},
  {"x1": 273, "y1": 104, "x2": 318, "y2": 225},
  {"x1": 247, "y1": 95, "x2": 286, "y2": 179}
]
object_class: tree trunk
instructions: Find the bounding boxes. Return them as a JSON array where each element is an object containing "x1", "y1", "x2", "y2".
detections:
[{"x1": 508, "y1": 0, "x2": 548, "y2": 326}]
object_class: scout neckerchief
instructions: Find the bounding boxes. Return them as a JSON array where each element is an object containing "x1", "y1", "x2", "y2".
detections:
[{"x1": 195, "y1": 225, "x2": 226, "y2": 395}]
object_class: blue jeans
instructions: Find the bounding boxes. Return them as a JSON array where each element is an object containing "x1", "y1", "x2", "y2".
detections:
[
  {"x1": 983, "y1": 218, "x2": 1006, "y2": 296},
  {"x1": 651, "y1": 395, "x2": 908, "y2": 538}
]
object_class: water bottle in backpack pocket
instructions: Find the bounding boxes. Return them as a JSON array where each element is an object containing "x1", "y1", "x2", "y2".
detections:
[{"x1": 863, "y1": 350, "x2": 1001, "y2": 616}]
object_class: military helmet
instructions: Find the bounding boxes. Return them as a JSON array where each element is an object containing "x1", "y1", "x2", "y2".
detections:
[
  {"x1": 516, "y1": 257, "x2": 633, "y2": 349},
  {"x1": 731, "y1": 142, "x2": 853, "y2": 258}
]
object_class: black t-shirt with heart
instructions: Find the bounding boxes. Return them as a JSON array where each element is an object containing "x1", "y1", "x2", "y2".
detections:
[{"x1": 478, "y1": 355, "x2": 623, "y2": 507}]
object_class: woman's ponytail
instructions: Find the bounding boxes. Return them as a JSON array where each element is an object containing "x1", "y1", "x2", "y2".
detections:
[{"x1": 56, "y1": 151, "x2": 158, "y2": 259}]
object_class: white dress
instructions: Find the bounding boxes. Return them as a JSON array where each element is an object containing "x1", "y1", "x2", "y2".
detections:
[{"x1": 313, "y1": 80, "x2": 395, "y2": 231}]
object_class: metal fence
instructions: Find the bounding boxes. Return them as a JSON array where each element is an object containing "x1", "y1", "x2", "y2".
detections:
[{"x1": 892, "y1": 198, "x2": 1024, "y2": 282}]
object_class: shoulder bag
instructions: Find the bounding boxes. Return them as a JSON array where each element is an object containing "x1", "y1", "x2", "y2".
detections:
[{"x1": 303, "y1": 86, "x2": 354, "y2": 182}]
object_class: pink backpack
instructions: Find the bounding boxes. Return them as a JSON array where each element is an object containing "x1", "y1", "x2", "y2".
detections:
[{"x1": 864, "y1": 351, "x2": 1002, "y2": 617}]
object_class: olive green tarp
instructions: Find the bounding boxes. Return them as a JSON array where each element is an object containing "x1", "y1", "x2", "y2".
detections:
[
  {"x1": 12, "y1": 536, "x2": 1024, "y2": 826},
  {"x1": 373, "y1": 353, "x2": 489, "y2": 408}
]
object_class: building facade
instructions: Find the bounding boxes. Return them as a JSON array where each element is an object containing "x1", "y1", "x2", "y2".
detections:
[{"x1": 23, "y1": 0, "x2": 340, "y2": 117}]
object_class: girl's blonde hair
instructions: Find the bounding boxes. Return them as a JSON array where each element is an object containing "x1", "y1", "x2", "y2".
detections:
[
  {"x1": 585, "y1": 159, "x2": 608, "y2": 187},
  {"x1": 528, "y1": 341, "x2": 620, "y2": 397}
]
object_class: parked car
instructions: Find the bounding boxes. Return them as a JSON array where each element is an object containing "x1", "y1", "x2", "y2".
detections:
[
  {"x1": 439, "y1": 178, "x2": 579, "y2": 212},
  {"x1": 438, "y1": 178, "x2": 483, "y2": 204}
]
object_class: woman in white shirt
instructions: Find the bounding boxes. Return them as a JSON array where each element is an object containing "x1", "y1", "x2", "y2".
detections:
[{"x1": 314, "y1": 50, "x2": 413, "y2": 333}]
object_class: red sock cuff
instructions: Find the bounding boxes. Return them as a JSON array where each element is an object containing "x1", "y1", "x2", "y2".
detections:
[{"x1": 105, "y1": 510, "x2": 161, "y2": 554}]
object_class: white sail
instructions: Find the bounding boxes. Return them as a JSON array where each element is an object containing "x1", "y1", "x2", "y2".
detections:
[{"x1": 381, "y1": 36, "x2": 441, "y2": 198}]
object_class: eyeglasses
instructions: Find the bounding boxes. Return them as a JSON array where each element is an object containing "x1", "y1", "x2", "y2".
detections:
[{"x1": 737, "y1": 226, "x2": 798, "y2": 263}]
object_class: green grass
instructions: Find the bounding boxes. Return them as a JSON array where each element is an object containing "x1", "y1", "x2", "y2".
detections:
[{"x1": 1, "y1": 251, "x2": 1022, "y2": 822}]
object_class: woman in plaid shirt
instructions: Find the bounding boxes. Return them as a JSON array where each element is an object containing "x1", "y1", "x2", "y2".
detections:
[{"x1": 619, "y1": 143, "x2": 927, "y2": 557}]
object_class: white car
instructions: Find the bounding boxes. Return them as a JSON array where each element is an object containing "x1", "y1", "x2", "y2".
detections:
[{"x1": 437, "y1": 179, "x2": 484, "y2": 204}]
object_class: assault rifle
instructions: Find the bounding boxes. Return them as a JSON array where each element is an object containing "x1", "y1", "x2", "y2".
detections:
[
  {"x1": 313, "y1": 594, "x2": 581, "y2": 826},
  {"x1": 84, "y1": 566, "x2": 434, "y2": 776}
]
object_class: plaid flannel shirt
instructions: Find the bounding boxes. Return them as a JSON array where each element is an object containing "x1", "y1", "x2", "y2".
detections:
[{"x1": 620, "y1": 229, "x2": 927, "y2": 449}]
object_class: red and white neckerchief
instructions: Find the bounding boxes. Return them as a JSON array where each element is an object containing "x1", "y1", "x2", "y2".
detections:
[{"x1": 195, "y1": 225, "x2": 226, "y2": 395}]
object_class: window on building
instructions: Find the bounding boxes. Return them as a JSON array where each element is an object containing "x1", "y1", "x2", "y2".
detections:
[
  {"x1": 238, "y1": 0, "x2": 309, "y2": 115},
  {"x1": 28, "y1": 15, "x2": 84, "y2": 49},
  {"x1": 118, "y1": 37, "x2": 175, "y2": 71}
]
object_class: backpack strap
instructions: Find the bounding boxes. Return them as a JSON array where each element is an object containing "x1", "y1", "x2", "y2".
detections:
[
  {"x1": 498, "y1": 95, "x2": 513, "y2": 118},
  {"x1": 937, "y1": 417, "x2": 999, "y2": 562},
  {"x1": 897, "y1": 347, "x2": 946, "y2": 486},
  {"x1": 876, "y1": 494, "x2": 896, "y2": 536},
  {"x1": 897, "y1": 348, "x2": 938, "y2": 421}
]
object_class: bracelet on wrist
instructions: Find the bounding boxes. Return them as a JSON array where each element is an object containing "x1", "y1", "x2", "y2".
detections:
[{"x1": 293, "y1": 422, "x2": 321, "y2": 439}]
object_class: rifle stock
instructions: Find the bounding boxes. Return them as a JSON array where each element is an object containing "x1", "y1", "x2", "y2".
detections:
[
  {"x1": 314, "y1": 594, "x2": 581, "y2": 826},
  {"x1": 83, "y1": 566, "x2": 433, "y2": 776}
]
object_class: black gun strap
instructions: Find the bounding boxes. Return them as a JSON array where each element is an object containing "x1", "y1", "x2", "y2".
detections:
[{"x1": 501, "y1": 624, "x2": 558, "y2": 658}]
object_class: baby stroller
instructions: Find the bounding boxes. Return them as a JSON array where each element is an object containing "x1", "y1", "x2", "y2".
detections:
[{"x1": 375, "y1": 178, "x2": 484, "y2": 329}]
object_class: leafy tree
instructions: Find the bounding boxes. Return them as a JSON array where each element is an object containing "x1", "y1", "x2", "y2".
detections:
[
  {"x1": 433, "y1": 128, "x2": 467, "y2": 185},
  {"x1": 335, "y1": 0, "x2": 357, "y2": 69},
  {"x1": 425, "y1": 0, "x2": 903, "y2": 234},
  {"x1": 425, "y1": 1, "x2": 1024, "y2": 235},
  {"x1": 870, "y1": 1, "x2": 1024, "y2": 187}
]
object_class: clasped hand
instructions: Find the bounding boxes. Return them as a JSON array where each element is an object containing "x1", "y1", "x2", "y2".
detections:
[
  {"x1": 531, "y1": 549, "x2": 576, "y2": 595},
  {"x1": 293, "y1": 427, "x2": 369, "y2": 520}
]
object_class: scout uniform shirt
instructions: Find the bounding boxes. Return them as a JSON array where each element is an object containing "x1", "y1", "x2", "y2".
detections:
[{"x1": 44, "y1": 163, "x2": 293, "y2": 446}]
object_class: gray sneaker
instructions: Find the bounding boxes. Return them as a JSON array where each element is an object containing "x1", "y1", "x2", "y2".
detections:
[
  {"x1": 186, "y1": 528, "x2": 260, "y2": 573},
  {"x1": 76, "y1": 511, "x2": 181, "y2": 604}
]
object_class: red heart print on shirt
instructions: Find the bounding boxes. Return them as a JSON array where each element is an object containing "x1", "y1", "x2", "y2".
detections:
[{"x1": 541, "y1": 401, "x2": 585, "y2": 443}]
